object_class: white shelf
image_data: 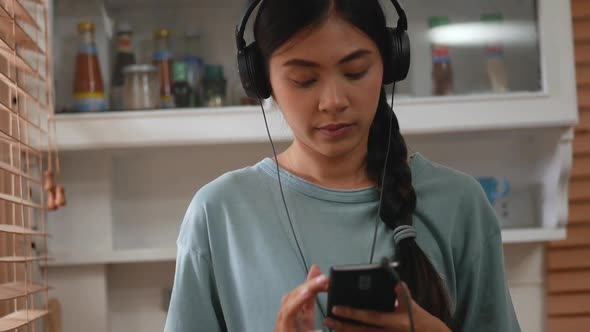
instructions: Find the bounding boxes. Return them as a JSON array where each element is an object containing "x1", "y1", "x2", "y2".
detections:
[
  {"x1": 46, "y1": 248, "x2": 177, "y2": 267},
  {"x1": 55, "y1": 106, "x2": 290, "y2": 151},
  {"x1": 54, "y1": 91, "x2": 577, "y2": 151},
  {"x1": 501, "y1": 227, "x2": 566, "y2": 244},
  {"x1": 44, "y1": 228, "x2": 564, "y2": 267}
]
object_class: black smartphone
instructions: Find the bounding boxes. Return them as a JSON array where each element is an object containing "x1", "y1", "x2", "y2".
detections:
[{"x1": 326, "y1": 262, "x2": 399, "y2": 328}]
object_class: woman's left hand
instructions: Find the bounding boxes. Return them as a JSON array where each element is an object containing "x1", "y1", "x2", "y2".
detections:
[{"x1": 323, "y1": 282, "x2": 451, "y2": 332}]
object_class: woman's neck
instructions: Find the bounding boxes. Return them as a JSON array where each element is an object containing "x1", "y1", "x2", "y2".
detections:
[{"x1": 276, "y1": 140, "x2": 375, "y2": 190}]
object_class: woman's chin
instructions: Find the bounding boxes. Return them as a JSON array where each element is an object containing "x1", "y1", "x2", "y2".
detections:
[
  {"x1": 294, "y1": 133, "x2": 366, "y2": 159},
  {"x1": 312, "y1": 142, "x2": 362, "y2": 159}
]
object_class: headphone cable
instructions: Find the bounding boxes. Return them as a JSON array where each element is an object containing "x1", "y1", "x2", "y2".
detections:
[{"x1": 257, "y1": 98, "x2": 330, "y2": 326}]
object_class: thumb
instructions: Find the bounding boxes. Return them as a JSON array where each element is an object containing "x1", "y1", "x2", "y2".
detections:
[
  {"x1": 395, "y1": 282, "x2": 413, "y2": 311},
  {"x1": 307, "y1": 264, "x2": 321, "y2": 281}
]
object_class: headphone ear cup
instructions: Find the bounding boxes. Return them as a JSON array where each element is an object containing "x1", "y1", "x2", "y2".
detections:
[
  {"x1": 383, "y1": 27, "x2": 411, "y2": 85},
  {"x1": 382, "y1": 30, "x2": 395, "y2": 85},
  {"x1": 238, "y1": 42, "x2": 271, "y2": 99},
  {"x1": 237, "y1": 47, "x2": 254, "y2": 98}
]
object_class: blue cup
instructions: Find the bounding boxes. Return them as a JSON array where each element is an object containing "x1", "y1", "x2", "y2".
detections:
[{"x1": 476, "y1": 177, "x2": 510, "y2": 206}]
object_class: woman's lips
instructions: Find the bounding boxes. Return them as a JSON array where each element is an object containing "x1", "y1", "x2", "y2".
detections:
[{"x1": 318, "y1": 123, "x2": 354, "y2": 138}]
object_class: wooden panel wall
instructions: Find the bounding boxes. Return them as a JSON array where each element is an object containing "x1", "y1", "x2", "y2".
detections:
[
  {"x1": 0, "y1": 143, "x2": 7, "y2": 318},
  {"x1": 546, "y1": 0, "x2": 590, "y2": 330}
]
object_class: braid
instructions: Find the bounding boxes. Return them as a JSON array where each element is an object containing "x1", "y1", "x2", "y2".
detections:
[{"x1": 367, "y1": 88, "x2": 456, "y2": 330}]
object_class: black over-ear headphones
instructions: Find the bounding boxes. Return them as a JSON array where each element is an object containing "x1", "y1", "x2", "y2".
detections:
[{"x1": 235, "y1": 0, "x2": 411, "y2": 100}]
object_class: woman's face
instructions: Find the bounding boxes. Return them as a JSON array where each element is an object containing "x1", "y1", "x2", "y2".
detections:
[{"x1": 269, "y1": 13, "x2": 384, "y2": 159}]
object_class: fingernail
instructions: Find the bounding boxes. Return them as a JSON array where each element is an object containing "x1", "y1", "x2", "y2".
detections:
[{"x1": 315, "y1": 275, "x2": 327, "y2": 284}]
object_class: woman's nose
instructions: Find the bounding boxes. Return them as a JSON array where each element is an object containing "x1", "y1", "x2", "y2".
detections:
[{"x1": 318, "y1": 79, "x2": 349, "y2": 114}]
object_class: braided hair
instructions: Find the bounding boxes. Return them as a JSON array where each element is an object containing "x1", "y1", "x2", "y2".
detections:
[{"x1": 368, "y1": 88, "x2": 455, "y2": 329}]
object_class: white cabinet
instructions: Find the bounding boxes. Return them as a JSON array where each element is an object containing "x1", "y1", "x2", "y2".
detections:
[{"x1": 45, "y1": 0, "x2": 578, "y2": 331}]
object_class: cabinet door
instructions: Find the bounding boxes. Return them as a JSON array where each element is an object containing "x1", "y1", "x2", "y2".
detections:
[
  {"x1": 51, "y1": 0, "x2": 578, "y2": 134},
  {"x1": 384, "y1": 0, "x2": 578, "y2": 134},
  {"x1": 390, "y1": 0, "x2": 540, "y2": 98}
]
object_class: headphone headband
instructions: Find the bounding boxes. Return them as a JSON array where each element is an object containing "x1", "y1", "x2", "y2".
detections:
[
  {"x1": 235, "y1": 0, "x2": 262, "y2": 51},
  {"x1": 235, "y1": 0, "x2": 408, "y2": 52},
  {"x1": 236, "y1": 0, "x2": 411, "y2": 99}
]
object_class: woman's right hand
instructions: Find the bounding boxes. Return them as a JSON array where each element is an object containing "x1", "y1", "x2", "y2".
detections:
[{"x1": 275, "y1": 265, "x2": 329, "y2": 332}]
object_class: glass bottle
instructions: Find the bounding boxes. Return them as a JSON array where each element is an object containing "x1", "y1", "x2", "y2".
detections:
[
  {"x1": 429, "y1": 16, "x2": 454, "y2": 96},
  {"x1": 111, "y1": 22, "x2": 136, "y2": 110},
  {"x1": 73, "y1": 22, "x2": 106, "y2": 112},
  {"x1": 183, "y1": 30, "x2": 205, "y2": 107},
  {"x1": 203, "y1": 65, "x2": 227, "y2": 107},
  {"x1": 153, "y1": 28, "x2": 174, "y2": 108},
  {"x1": 482, "y1": 13, "x2": 509, "y2": 93},
  {"x1": 171, "y1": 61, "x2": 193, "y2": 108}
]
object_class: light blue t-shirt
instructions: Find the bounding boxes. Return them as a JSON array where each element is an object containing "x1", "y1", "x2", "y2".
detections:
[{"x1": 164, "y1": 153, "x2": 521, "y2": 331}]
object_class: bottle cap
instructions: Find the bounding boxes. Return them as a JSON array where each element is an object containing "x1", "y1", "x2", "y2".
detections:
[
  {"x1": 428, "y1": 16, "x2": 450, "y2": 28},
  {"x1": 117, "y1": 22, "x2": 133, "y2": 33},
  {"x1": 481, "y1": 13, "x2": 504, "y2": 22},
  {"x1": 78, "y1": 22, "x2": 95, "y2": 32},
  {"x1": 123, "y1": 64, "x2": 158, "y2": 74},
  {"x1": 173, "y1": 62, "x2": 189, "y2": 82},
  {"x1": 154, "y1": 28, "x2": 170, "y2": 38}
]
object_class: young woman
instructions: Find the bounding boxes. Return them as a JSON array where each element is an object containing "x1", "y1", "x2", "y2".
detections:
[{"x1": 164, "y1": 1, "x2": 521, "y2": 331}]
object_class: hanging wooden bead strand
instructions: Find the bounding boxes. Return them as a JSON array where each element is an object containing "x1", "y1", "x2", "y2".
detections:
[
  {"x1": 52, "y1": 117, "x2": 66, "y2": 207},
  {"x1": 45, "y1": 118, "x2": 57, "y2": 211},
  {"x1": 45, "y1": 171, "x2": 57, "y2": 210}
]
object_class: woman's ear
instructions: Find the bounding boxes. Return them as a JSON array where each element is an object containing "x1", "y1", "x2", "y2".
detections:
[{"x1": 263, "y1": 95, "x2": 278, "y2": 111}]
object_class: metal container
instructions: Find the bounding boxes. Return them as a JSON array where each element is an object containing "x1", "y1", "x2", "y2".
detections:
[{"x1": 122, "y1": 64, "x2": 160, "y2": 110}]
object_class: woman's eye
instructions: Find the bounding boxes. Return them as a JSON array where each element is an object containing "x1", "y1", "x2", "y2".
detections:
[
  {"x1": 345, "y1": 69, "x2": 369, "y2": 80},
  {"x1": 292, "y1": 79, "x2": 317, "y2": 88}
]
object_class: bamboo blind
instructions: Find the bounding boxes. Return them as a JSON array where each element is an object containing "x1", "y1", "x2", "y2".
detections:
[
  {"x1": 546, "y1": 0, "x2": 590, "y2": 330},
  {"x1": 0, "y1": 0, "x2": 63, "y2": 331}
]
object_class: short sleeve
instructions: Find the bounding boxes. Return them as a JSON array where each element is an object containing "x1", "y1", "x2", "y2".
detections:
[
  {"x1": 164, "y1": 190, "x2": 226, "y2": 332},
  {"x1": 454, "y1": 230, "x2": 521, "y2": 332},
  {"x1": 164, "y1": 243, "x2": 226, "y2": 332}
]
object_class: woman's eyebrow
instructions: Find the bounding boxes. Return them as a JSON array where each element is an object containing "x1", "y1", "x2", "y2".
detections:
[
  {"x1": 282, "y1": 49, "x2": 372, "y2": 68},
  {"x1": 337, "y1": 49, "x2": 372, "y2": 64}
]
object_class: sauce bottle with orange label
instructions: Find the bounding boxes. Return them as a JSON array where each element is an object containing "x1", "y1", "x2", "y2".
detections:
[{"x1": 73, "y1": 22, "x2": 106, "y2": 112}]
